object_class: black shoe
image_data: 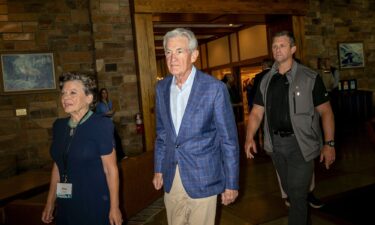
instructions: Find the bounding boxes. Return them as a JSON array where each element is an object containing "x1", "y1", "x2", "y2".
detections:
[{"x1": 307, "y1": 192, "x2": 324, "y2": 208}]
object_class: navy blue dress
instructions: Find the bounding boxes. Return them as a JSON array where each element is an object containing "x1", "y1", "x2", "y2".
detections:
[{"x1": 50, "y1": 113, "x2": 114, "y2": 225}]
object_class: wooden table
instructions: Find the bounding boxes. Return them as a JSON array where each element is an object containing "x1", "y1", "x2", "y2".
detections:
[{"x1": 0, "y1": 171, "x2": 50, "y2": 207}]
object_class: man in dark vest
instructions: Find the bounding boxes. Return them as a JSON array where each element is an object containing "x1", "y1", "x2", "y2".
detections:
[{"x1": 244, "y1": 31, "x2": 336, "y2": 225}]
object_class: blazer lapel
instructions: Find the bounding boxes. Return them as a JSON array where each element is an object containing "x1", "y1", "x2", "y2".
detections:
[
  {"x1": 177, "y1": 71, "x2": 202, "y2": 138},
  {"x1": 163, "y1": 77, "x2": 177, "y2": 138}
]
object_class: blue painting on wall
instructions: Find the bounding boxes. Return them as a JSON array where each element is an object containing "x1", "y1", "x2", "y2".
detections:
[
  {"x1": 0, "y1": 53, "x2": 56, "y2": 93},
  {"x1": 338, "y1": 42, "x2": 365, "y2": 69}
]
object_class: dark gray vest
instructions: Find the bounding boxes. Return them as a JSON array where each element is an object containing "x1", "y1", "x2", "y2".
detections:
[{"x1": 260, "y1": 61, "x2": 322, "y2": 161}]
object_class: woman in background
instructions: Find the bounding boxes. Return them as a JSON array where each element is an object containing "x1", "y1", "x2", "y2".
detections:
[
  {"x1": 41, "y1": 72, "x2": 122, "y2": 225},
  {"x1": 95, "y1": 87, "x2": 126, "y2": 161},
  {"x1": 96, "y1": 88, "x2": 115, "y2": 117}
]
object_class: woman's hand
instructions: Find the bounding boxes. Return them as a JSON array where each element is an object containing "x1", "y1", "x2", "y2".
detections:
[
  {"x1": 109, "y1": 207, "x2": 123, "y2": 225},
  {"x1": 102, "y1": 150, "x2": 122, "y2": 225},
  {"x1": 41, "y1": 163, "x2": 59, "y2": 224},
  {"x1": 41, "y1": 203, "x2": 55, "y2": 223}
]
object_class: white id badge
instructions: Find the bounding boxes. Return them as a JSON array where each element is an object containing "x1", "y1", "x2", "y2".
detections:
[{"x1": 56, "y1": 183, "x2": 73, "y2": 198}]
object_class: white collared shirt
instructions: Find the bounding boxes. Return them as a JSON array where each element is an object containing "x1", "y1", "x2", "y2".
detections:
[{"x1": 170, "y1": 66, "x2": 196, "y2": 134}]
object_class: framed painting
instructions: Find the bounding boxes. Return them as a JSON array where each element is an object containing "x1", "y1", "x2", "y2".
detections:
[
  {"x1": 0, "y1": 52, "x2": 57, "y2": 94},
  {"x1": 338, "y1": 42, "x2": 365, "y2": 69}
]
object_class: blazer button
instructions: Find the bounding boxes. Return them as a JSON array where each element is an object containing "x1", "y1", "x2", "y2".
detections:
[{"x1": 175, "y1": 145, "x2": 180, "y2": 148}]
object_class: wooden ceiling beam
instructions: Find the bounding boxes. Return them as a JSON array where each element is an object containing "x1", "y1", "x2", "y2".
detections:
[
  {"x1": 133, "y1": 0, "x2": 308, "y2": 15},
  {"x1": 153, "y1": 27, "x2": 245, "y2": 35}
]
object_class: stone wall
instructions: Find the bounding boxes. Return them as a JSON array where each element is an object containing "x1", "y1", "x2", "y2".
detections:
[
  {"x1": 0, "y1": 0, "x2": 142, "y2": 178},
  {"x1": 89, "y1": 0, "x2": 142, "y2": 155},
  {"x1": 304, "y1": 0, "x2": 375, "y2": 93}
]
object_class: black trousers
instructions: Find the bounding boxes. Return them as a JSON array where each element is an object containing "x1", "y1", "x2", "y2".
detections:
[{"x1": 270, "y1": 134, "x2": 314, "y2": 225}]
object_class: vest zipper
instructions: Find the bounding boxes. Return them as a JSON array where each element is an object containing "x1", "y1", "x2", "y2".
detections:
[{"x1": 293, "y1": 92, "x2": 296, "y2": 114}]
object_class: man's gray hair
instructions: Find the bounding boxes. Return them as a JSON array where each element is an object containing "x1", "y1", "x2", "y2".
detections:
[{"x1": 163, "y1": 28, "x2": 198, "y2": 52}]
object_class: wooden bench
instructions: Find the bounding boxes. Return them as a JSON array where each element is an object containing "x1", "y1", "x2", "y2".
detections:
[
  {"x1": 118, "y1": 151, "x2": 163, "y2": 219},
  {"x1": 366, "y1": 117, "x2": 375, "y2": 147},
  {"x1": 0, "y1": 171, "x2": 50, "y2": 225},
  {"x1": 0, "y1": 207, "x2": 4, "y2": 225},
  {"x1": 4, "y1": 192, "x2": 53, "y2": 225},
  {"x1": 0, "y1": 171, "x2": 50, "y2": 207}
]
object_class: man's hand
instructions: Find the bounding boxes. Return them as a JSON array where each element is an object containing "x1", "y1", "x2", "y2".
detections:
[
  {"x1": 152, "y1": 173, "x2": 163, "y2": 190},
  {"x1": 244, "y1": 138, "x2": 257, "y2": 159},
  {"x1": 221, "y1": 189, "x2": 238, "y2": 205},
  {"x1": 320, "y1": 146, "x2": 336, "y2": 169}
]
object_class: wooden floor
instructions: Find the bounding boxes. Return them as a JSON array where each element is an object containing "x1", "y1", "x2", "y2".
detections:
[
  {"x1": 128, "y1": 120, "x2": 375, "y2": 225},
  {"x1": 1, "y1": 120, "x2": 373, "y2": 225}
]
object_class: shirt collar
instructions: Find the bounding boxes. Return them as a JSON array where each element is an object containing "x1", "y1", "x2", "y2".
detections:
[
  {"x1": 271, "y1": 60, "x2": 298, "y2": 76},
  {"x1": 171, "y1": 66, "x2": 196, "y2": 90}
]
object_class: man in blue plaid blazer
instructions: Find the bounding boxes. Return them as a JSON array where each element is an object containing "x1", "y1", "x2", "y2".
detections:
[{"x1": 153, "y1": 28, "x2": 239, "y2": 225}]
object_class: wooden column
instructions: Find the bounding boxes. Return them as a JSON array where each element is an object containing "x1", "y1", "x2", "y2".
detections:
[
  {"x1": 133, "y1": 13, "x2": 157, "y2": 152},
  {"x1": 292, "y1": 16, "x2": 306, "y2": 63}
]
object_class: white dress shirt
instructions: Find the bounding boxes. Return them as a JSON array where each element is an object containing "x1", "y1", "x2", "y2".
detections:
[{"x1": 170, "y1": 66, "x2": 196, "y2": 135}]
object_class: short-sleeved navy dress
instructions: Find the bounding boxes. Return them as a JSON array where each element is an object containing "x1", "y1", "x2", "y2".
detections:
[{"x1": 50, "y1": 113, "x2": 114, "y2": 225}]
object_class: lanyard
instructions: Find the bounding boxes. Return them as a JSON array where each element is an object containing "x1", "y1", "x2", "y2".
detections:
[{"x1": 62, "y1": 110, "x2": 91, "y2": 183}]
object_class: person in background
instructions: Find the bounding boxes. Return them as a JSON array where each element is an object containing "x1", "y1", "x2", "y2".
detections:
[
  {"x1": 249, "y1": 58, "x2": 273, "y2": 150},
  {"x1": 221, "y1": 73, "x2": 240, "y2": 104},
  {"x1": 252, "y1": 58, "x2": 273, "y2": 95},
  {"x1": 245, "y1": 77, "x2": 255, "y2": 111},
  {"x1": 221, "y1": 73, "x2": 242, "y2": 121},
  {"x1": 153, "y1": 28, "x2": 239, "y2": 225},
  {"x1": 325, "y1": 58, "x2": 340, "y2": 91},
  {"x1": 96, "y1": 88, "x2": 126, "y2": 161},
  {"x1": 245, "y1": 31, "x2": 335, "y2": 225},
  {"x1": 96, "y1": 88, "x2": 116, "y2": 117},
  {"x1": 317, "y1": 57, "x2": 340, "y2": 92},
  {"x1": 41, "y1": 72, "x2": 122, "y2": 225}
]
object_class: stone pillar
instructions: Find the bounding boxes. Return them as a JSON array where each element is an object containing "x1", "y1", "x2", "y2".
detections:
[{"x1": 90, "y1": 0, "x2": 143, "y2": 155}]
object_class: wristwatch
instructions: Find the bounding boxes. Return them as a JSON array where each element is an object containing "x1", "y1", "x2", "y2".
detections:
[{"x1": 324, "y1": 140, "x2": 335, "y2": 147}]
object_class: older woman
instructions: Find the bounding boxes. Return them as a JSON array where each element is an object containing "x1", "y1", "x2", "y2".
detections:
[{"x1": 42, "y1": 72, "x2": 122, "y2": 225}]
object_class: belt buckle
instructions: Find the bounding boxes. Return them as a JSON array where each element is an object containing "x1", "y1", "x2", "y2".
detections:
[
  {"x1": 280, "y1": 131, "x2": 287, "y2": 137},
  {"x1": 276, "y1": 130, "x2": 292, "y2": 137}
]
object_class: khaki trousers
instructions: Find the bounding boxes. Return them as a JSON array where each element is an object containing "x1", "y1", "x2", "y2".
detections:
[{"x1": 164, "y1": 166, "x2": 217, "y2": 225}]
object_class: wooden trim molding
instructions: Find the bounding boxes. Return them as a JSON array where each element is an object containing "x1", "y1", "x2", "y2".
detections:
[{"x1": 133, "y1": 0, "x2": 308, "y2": 15}]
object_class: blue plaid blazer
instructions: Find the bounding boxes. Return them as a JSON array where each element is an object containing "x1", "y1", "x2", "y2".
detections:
[{"x1": 154, "y1": 69, "x2": 239, "y2": 198}]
